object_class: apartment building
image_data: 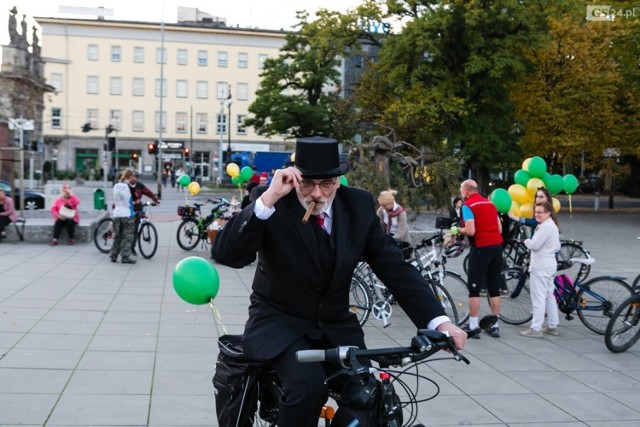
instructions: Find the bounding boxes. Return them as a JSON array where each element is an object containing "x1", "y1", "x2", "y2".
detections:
[{"x1": 36, "y1": 13, "x2": 288, "y2": 182}]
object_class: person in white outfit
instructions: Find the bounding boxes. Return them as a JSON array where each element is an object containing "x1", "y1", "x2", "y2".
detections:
[{"x1": 520, "y1": 201, "x2": 561, "y2": 337}]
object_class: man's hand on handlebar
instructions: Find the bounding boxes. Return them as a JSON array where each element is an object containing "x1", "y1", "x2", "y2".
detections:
[{"x1": 436, "y1": 321, "x2": 467, "y2": 350}]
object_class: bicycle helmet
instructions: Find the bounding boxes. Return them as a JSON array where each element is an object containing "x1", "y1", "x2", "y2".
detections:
[{"x1": 340, "y1": 374, "x2": 379, "y2": 409}]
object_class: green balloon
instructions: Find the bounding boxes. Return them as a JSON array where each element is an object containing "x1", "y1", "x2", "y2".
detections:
[
  {"x1": 514, "y1": 169, "x2": 531, "y2": 186},
  {"x1": 490, "y1": 188, "x2": 512, "y2": 214},
  {"x1": 546, "y1": 174, "x2": 564, "y2": 195},
  {"x1": 173, "y1": 256, "x2": 220, "y2": 305},
  {"x1": 528, "y1": 156, "x2": 547, "y2": 178},
  {"x1": 231, "y1": 176, "x2": 239, "y2": 186},
  {"x1": 541, "y1": 171, "x2": 551, "y2": 185},
  {"x1": 563, "y1": 174, "x2": 579, "y2": 194},
  {"x1": 240, "y1": 166, "x2": 253, "y2": 182},
  {"x1": 178, "y1": 174, "x2": 191, "y2": 187},
  {"x1": 339, "y1": 175, "x2": 348, "y2": 186}
]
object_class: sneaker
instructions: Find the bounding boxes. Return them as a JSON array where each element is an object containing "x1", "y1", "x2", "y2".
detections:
[
  {"x1": 121, "y1": 257, "x2": 137, "y2": 264},
  {"x1": 50, "y1": 239, "x2": 58, "y2": 246},
  {"x1": 110, "y1": 255, "x2": 117, "y2": 263},
  {"x1": 68, "y1": 239, "x2": 75, "y2": 245},
  {"x1": 488, "y1": 326, "x2": 500, "y2": 338},
  {"x1": 520, "y1": 328, "x2": 543, "y2": 338},
  {"x1": 462, "y1": 325, "x2": 481, "y2": 339},
  {"x1": 500, "y1": 289, "x2": 510, "y2": 298},
  {"x1": 0, "y1": 231, "x2": 6, "y2": 238},
  {"x1": 542, "y1": 327, "x2": 559, "y2": 336}
]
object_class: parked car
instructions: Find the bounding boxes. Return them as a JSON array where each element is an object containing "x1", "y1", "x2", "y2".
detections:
[
  {"x1": 0, "y1": 180, "x2": 46, "y2": 210},
  {"x1": 578, "y1": 175, "x2": 604, "y2": 193}
]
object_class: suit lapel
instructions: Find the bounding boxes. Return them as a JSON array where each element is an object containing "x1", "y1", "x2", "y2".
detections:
[
  {"x1": 284, "y1": 193, "x2": 322, "y2": 272},
  {"x1": 330, "y1": 193, "x2": 349, "y2": 284}
]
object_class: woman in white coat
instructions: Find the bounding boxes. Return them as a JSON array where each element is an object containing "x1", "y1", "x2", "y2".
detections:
[{"x1": 520, "y1": 201, "x2": 561, "y2": 338}]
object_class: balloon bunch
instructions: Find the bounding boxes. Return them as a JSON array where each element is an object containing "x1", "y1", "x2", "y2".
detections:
[
  {"x1": 490, "y1": 156, "x2": 579, "y2": 218},
  {"x1": 177, "y1": 173, "x2": 201, "y2": 205},
  {"x1": 226, "y1": 163, "x2": 253, "y2": 199}
]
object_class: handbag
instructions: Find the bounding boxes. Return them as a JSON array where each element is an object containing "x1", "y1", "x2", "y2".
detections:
[{"x1": 58, "y1": 205, "x2": 76, "y2": 220}]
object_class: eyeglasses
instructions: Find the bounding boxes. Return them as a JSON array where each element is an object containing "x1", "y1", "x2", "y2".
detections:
[
  {"x1": 299, "y1": 179, "x2": 337, "y2": 192},
  {"x1": 534, "y1": 210, "x2": 549, "y2": 215}
]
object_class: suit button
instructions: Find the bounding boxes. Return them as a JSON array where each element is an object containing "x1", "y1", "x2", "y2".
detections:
[{"x1": 317, "y1": 321, "x2": 323, "y2": 327}]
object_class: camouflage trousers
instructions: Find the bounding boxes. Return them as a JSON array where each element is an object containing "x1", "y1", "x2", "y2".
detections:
[{"x1": 110, "y1": 217, "x2": 136, "y2": 259}]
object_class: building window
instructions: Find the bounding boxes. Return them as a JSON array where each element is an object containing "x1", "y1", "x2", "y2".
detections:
[
  {"x1": 155, "y1": 79, "x2": 167, "y2": 97},
  {"x1": 110, "y1": 77, "x2": 122, "y2": 95},
  {"x1": 216, "y1": 113, "x2": 227, "y2": 134},
  {"x1": 111, "y1": 45, "x2": 121, "y2": 62},
  {"x1": 109, "y1": 110, "x2": 122, "y2": 131},
  {"x1": 176, "y1": 112, "x2": 187, "y2": 133},
  {"x1": 156, "y1": 47, "x2": 167, "y2": 64},
  {"x1": 258, "y1": 53, "x2": 268, "y2": 69},
  {"x1": 176, "y1": 80, "x2": 188, "y2": 98},
  {"x1": 237, "y1": 83, "x2": 248, "y2": 101},
  {"x1": 237, "y1": 114, "x2": 247, "y2": 135},
  {"x1": 87, "y1": 109, "x2": 99, "y2": 129},
  {"x1": 196, "y1": 81, "x2": 208, "y2": 99},
  {"x1": 88, "y1": 44, "x2": 99, "y2": 61},
  {"x1": 216, "y1": 82, "x2": 229, "y2": 100},
  {"x1": 177, "y1": 48, "x2": 188, "y2": 65},
  {"x1": 50, "y1": 73, "x2": 63, "y2": 92},
  {"x1": 132, "y1": 111, "x2": 144, "y2": 132},
  {"x1": 217, "y1": 51, "x2": 228, "y2": 67},
  {"x1": 198, "y1": 50, "x2": 208, "y2": 66},
  {"x1": 155, "y1": 111, "x2": 166, "y2": 132},
  {"x1": 87, "y1": 76, "x2": 99, "y2": 94},
  {"x1": 133, "y1": 47, "x2": 144, "y2": 63},
  {"x1": 51, "y1": 108, "x2": 62, "y2": 129},
  {"x1": 238, "y1": 52, "x2": 248, "y2": 68},
  {"x1": 132, "y1": 78, "x2": 145, "y2": 96},
  {"x1": 196, "y1": 113, "x2": 208, "y2": 133}
]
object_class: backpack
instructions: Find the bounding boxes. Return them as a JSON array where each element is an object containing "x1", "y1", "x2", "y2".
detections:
[
  {"x1": 554, "y1": 274, "x2": 575, "y2": 314},
  {"x1": 212, "y1": 334, "x2": 268, "y2": 427}
]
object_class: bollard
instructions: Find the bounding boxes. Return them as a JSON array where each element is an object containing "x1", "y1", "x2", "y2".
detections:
[{"x1": 594, "y1": 191, "x2": 600, "y2": 212}]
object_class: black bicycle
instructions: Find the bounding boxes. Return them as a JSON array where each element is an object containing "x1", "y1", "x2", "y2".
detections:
[
  {"x1": 93, "y1": 201, "x2": 158, "y2": 259},
  {"x1": 214, "y1": 329, "x2": 477, "y2": 427},
  {"x1": 176, "y1": 198, "x2": 234, "y2": 251}
]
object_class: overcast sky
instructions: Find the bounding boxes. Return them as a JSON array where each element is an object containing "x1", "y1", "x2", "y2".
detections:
[{"x1": 3, "y1": 0, "x2": 366, "y2": 45}]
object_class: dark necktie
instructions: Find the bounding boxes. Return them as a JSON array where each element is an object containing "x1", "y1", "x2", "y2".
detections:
[{"x1": 314, "y1": 214, "x2": 326, "y2": 232}]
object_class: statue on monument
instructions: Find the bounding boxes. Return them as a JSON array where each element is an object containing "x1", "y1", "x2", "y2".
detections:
[
  {"x1": 20, "y1": 14, "x2": 29, "y2": 49},
  {"x1": 8, "y1": 6, "x2": 19, "y2": 46},
  {"x1": 32, "y1": 26, "x2": 40, "y2": 58}
]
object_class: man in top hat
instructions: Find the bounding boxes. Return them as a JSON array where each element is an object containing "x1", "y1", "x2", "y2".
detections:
[{"x1": 213, "y1": 137, "x2": 467, "y2": 427}]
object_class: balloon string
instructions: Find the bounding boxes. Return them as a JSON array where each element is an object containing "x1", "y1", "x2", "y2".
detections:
[
  {"x1": 568, "y1": 194, "x2": 574, "y2": 240},
  {"x1": 209, "y1": 301, "x2": 228, "y2": 336}
]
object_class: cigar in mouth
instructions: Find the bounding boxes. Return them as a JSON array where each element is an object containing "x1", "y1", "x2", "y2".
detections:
[{"x1": 302, "y1": 201, "x2": 316, "y2": 224}]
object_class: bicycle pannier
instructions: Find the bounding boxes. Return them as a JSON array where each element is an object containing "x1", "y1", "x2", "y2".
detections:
[
  {"x1": 213, "y1": 334, "x2": 266, "y2": 427},
  {"x1": 554, "y1": 274, "x2": 575, "y2": 314}
]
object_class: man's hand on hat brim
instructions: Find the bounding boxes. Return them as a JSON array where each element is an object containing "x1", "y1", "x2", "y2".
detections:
[{"x1": 260, "y1": 167, "x2": 302, "y2": 208}]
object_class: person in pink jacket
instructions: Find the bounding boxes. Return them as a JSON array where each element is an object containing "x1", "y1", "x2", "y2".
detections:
[
  {"x1": 0, "y1": 188, "x2": 18, "y2": 239},
  {"x1": 50, "y1": 183, "x2": 80, "y2": 245}
]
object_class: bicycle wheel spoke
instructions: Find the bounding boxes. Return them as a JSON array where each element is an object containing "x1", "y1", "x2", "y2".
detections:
[
  {"x1": 176, "y1": 218, "x2": 201, "y2": 251},
  {"x1": 605, "y1": 295, "x2": 640, "y2": 353},
  {"x1": 576, "y1": 277, "x2": 634, "y2": 334},
  {"x1": 138, "y1": 222, "x2": 158, "y2": 259},
  {"x1": 349, "y1": 277, "x2": 372, "y2": 326},
  {"x1": 94, "y1": 218, "x2": 113, "y2": 254},
  {"x1": 557, "y1": 242, "x2": 591, "y2": 284},
  {"x1": 498, "y1": 268, "x2": 533, "y2": 325},
  {"x1": 436, "y1": 271, "x2": 468, "y2": 326}
]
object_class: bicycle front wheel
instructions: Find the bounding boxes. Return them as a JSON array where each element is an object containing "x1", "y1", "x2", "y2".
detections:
[
  {"x1": 576, "y1": 276, "x2": 634, "y2": 334},
  {"x1": 557, "y1": 242, "x2": 591, "y2": 284},
  {"x1": 605, "y1": 294, "x2": 640, "y2": 353},
  {"x1": 349, "y1": 276, "x2": 372, "y2": 326},
  {"x1": 138, "y1": 222, "x2": 158, "y2": 259},
  {"x1": 499, "y1": 268, "x2": 533, "y2": 325},
  {"x1": 436, "y1": 271, "x2": 469, "y2": 326},
  {"x1": 430, "y1": 280, "x2": 459, "y2": 326},
  {"x1": 94, "y1": 217, "x2": 114, "y2": 254},
  {"x1": 176, "y1": 218, "x2": 201, "y2": 251}
]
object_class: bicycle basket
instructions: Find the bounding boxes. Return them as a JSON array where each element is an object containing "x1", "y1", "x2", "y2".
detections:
[
  {"x1": 435, "y1": 216, "x2": 452, "y2": 229},
  {"x1": 177, "y1": 205, "x2": 197, "y2": 217}
]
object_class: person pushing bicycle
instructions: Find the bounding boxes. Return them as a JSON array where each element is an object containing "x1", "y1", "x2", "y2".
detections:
[
  {"x1": 128, "y1": 172, "x2": 159, "y2": 255},
  {"x1": 212, "y1": 137, "x2": 468, "y2": 427}
]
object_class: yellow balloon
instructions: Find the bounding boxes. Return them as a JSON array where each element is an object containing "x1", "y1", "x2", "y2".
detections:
[
  {"x1": 290, "y1": 153, "x2": 295, "y2": 162},
  {"x1": 522, "y1": 157, "x2": 532, "y2": 171},
  {"x1": 508, "y1": 184, "x2": 530, "y2": 204},
  {"x1": 526, "y1": 178, "x2": 545, "y2": 198},
  {"x1": 226, "y1": 163, "x2": 239, "y2": 178},
  {"x1": 509, "y1": 201, "x2": 521, "y2": 217},
  {"x1": 188, "y1": 181, "x2": 201, "y2": 195},
  {"x1": 552, "y1": 197, "x2": 561, "y2": 213},
  {"x1": 519, "y1": 202, "x2": 534, "y2": 219}
]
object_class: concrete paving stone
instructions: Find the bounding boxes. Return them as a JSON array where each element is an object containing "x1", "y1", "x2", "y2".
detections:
[
  {"x1": 0, "y1": 393, "x2": 59, "y2": 425},
  {"x1": 55, "y1": 299, "x2": 113, "y2": 312},
  {"x1": 87, "y1": 334, "x2": 158, "y2": 352},
  {"x1": 95, "y1": 321, "x2": 158, "y2": 337},
  {"x1": 470, "y1": 352, "x2": 556, "y2": 372},
  {"x1": 109, "y1": 300, "x2": 164, "y2": 312},
  {"x1": 588, "y1": 422, "x2": 640, "y2": 427},
  {"x1": 154, "y1": 351, "x2": 215, "y2": 372},
  {"x1": 30, "y1": 319, "x2": 100, "y2": 335},
  {"x1": 506, "y1": 371, "x2": 592, "y2": 394},
  {"x1": 415, "y1": 395, "x2": 502, "y2": 426},
  {"x1": 47, "y1": 394, "x2": 150, "y2": 426},
  {"x1": 582, "y1": 352, "x2": 640, "y2": 371},
  {"x1": 0, "y1": 297, "x2": 66, "y2": 309},
  {"x1": 14, "y1": 332, "x2": 93, "y2": 351},
  {"x1": 563, "y1": 370, "x2": 640, "y2": 393},
  {"x1": 0, "y1": 349, "x2": 84, "y2": 369},
  {"x1": 61, "y1": 291, "x2": 117, "y2": 302},
  {"x1": 152, "y1": 370, "x2": 215, "y2": 396},
  {"x1": 604, "y1": 391, "x2": 640, "y2": 412},
  {"x1": 0, "y1": 317, "x2": 39, "y2": 332},
  {"x1": 76, "y1": 350, "x2": 156, "y2": 371},
  {"x1": 64, "y1": 370, "x2": 153, "y2": 395},
  {"x1": 473, "y1": 393, "x2": 577, "y2": 423},
  {"x1": 42, "y1": 309, "x2": 107, "y2": 323},
  {"x1": 542, "y1": 392, "x2": 640, "y2": 421},
  {"x1": 112, "y1": 293, "x2": 163, "y2": 304},
  {"x1": 441, "y1": 371, "x2": 532, "y2": 395},
  {"x1": 0, "y1": 331, "x2": 23, "y2": 347},
  {"x1": 156, "y1": 336, "x2": 218, "y2": 354},
  {"x1": 157, "y1": 323, "x2": 218, "y2": 338},
  {"x1": 101, "y1": 310, "x2": 161, "y2": 324},
  {"x1": 0, "y1": 367, "x2": 73, "y2": 394},
  {"x1": 148, "y1": 395, "x2": 217, "y2": 426}
]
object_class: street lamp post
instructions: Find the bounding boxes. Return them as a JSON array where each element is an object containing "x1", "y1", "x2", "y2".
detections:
[
  {"x1": 218, "y1": 100, "x2": 225, "y2": 184},
  {"x1": 226, "y1": 98, "x2": 233, "y2": 161}
]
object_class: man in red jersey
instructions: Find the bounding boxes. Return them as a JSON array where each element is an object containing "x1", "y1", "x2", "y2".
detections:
[{"x1": 456, "y1": 179, "x2": 503, "y2": 338}]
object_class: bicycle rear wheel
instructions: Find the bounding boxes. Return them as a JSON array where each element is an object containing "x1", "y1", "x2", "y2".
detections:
[
  {"x1": 138, "y1": 222, "x2": 158, "y2": 259},
  {"x1": 429, "y1": 280, "x2": 459, "y2": 326},
  {"x1": 576, "y1": 276, "x2": 634, "y2": 334},
  {"x1": 557, "y1": 242, "x2": 591, "y2": 284},
  {"x1": 436, "y1": 271, "x2": 469, "y2": 326},
  {"x1": 94, "y1": 217, "x2": 114, "y2": 254},
  {"x1": 499, "y1": 267, "x2": 533, "y2": 325},
  {"x1": 176, "y1": 218, "x2": 201, "y2": 251},
  {"x1": 349, "y1": 276, "x2": 372, "y2": 326},
  {"x1": 605, "y1": 294, "x2": 640, "y2": 353}
]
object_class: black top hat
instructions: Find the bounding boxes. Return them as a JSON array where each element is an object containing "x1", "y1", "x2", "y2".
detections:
[{"x1": 294, "y1": 137, "x2": 348, "y2": 179}]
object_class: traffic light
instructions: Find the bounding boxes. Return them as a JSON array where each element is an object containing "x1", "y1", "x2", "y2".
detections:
[
  {"x1": 148, "y1": 143, "x2": 157, "y2": 155},
  {"x1": 81, "y1": 122, "x2": 92, "y2": 133},
  {"x1": 106, "y1": 124, "x2": 114, "y2": 135},
  {"x1": 131, "y1": 152, "x2": 139, "y2": 160},
  {"x1": 184, "y1": 147, "x2": 190, "y2": 157},
  {"x1": 107, "y1": 137, "x2": 116, "y2": 151}
]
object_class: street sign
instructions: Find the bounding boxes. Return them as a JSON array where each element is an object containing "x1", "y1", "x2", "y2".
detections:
[{"x1": 8, "y1": 118, "x2": 34, "y2": 131}]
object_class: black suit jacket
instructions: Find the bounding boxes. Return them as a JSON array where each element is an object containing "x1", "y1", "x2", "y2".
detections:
[{"x1": 212, "y1": 186, "x2": 446, "y2": 360}]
